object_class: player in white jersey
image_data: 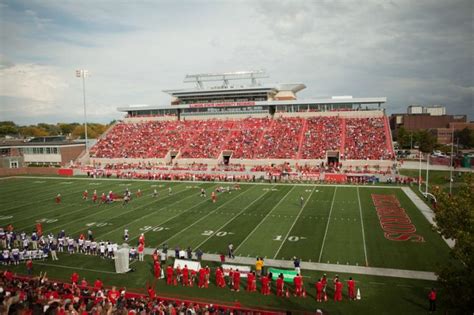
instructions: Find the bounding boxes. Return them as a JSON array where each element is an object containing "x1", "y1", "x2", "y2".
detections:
[
  {"x1": 67, "y1": 238, "x2": 75, "y2": 254},
  {"x1": 129, "y1": 247, "x2": 137, "y2": 260},
  {"x1": 124, "y1": 229, "x2": 129, "y2": 242},
  {"x1": 91, "y1": 241, "x2": 98, "y2": 255},
  {"x1": 84, "y1": 239, "x2": 91, "y2": 255},
  {"x1": 12, "y1": 248, "x2": 19, "y2": 265},
  {"x1": 99, "y1": 243, "x2": 106, "y2": 258},
  {"x1": 58, "y1": 236, "x2": 65, "y2": 252},
  {"x1": 23, "y1": 239, "x2": 29, "y2": 250},
  {"x1": 106, "y1": 242, "x2": 114, "y2": 258},
  {"x1": 78, "y1": 238, "x2": 84, "y2": 253},
  {"x1": 2, "y1": 249, "x2": 10, "y2": 265},
  {"x1": 153, "y1": 189, "x2": 158, "y2": 197}
]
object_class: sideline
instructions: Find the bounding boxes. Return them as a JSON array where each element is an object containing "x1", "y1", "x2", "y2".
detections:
[
  {"x1": 7, "y1": 175, "x2": 402, "y2": 189},
  {"x1": 142, "y1": 247, "x2": 437, "y2": 281},
  {"x1": 401, "y1": 187, "x2": 455, "y2": 248}
]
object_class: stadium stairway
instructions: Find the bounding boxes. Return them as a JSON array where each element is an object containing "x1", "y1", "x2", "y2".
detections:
[
  {"x1": 296, "y1": 118, "x2": 308, "y2": 159},
  {"x1": 340, "y1": 118, "x2": 346, "y2": 158}
]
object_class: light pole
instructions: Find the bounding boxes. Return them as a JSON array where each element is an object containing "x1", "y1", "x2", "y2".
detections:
[
  {"x1": 449, "y1": 128, "x2": 454, "y2": 194},
  {"x1": 76, "y1": 69, "x2": 89, "y2": 153}
]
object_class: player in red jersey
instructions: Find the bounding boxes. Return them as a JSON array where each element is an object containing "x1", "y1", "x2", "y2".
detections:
[
  {"x1": 55, "y1": 193, "x2": 61, "y2": 204},
  {"x1": 166, "y1": 266, "x2": 173, "y2": 285},
  {"x1": 153, "y1": 261, "x2": 161, "y2": 279},
  {"x1": 334, "y1": 279, "x2": 343, "y2": 301},
  {"x1": 92, "y1": 190, "x2": 98, "y2": 203},
  {"x1": 294, "y1": 273, "x2": 303, "y2": 296},
  {"x1": 182, "y1": 265, "x2": 189, "y2": 286},
  {"x1": 215, "y1": 267, "x2": 225, "y2": 288},
  {"x1": 100, "y1": 192, "x2": 106, "y2": 204},
  {"x1": 321, "y1": 274, "x2": 328, "y2": 301},
  {"x1": 198, "y1": 267, "x2": 207, "y2": 288},
  {"x1": 82, "y1": 190, "x2": 88, "y2": 200},
  {"x1": 316, "y1": 278, "x2": 324, "y2": 302},
  {"x1": 232, "y1": 269, "x2": 241, "y2": 292},
  {"x1": 347, "y1": 277, "x2": 356, "y2": 300},
  {"x1": 276, "y1": 274, "x2": 284, "y2": 296},
  {"x1": 261, "y1": 274, "x2": 270, "y2": 295},
  {"x1": 146, "y1": 283, "x2": 156, "y2": 300},
  {"x1": 211, "y1": 191, "x2": 217, "y2": 203},
  {"x1": 138, "y1": 233, "x2": 145, "y2": 246}
]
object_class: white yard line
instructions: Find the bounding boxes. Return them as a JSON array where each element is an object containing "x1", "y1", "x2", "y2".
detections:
[
  {"x1": 318, "y1": 186, "x2": 337, "y2": 262},
  {"x1": 192, "y1": 185, "x2": 276, "y2": 251},
  {"x1": 96, "y1": 184, "x2": 205, "y2": 239},
  {"x1": 272, "y1": 186, "x2": 316, "y2": 259},
  {"x1": 154, "y1": 187, "x2": 253, "y2": 246},
  {"x1": 51, "y1": 185, "x2": 191, "y2": 235},
  {"x1": 127, "y1": 184, "x2": 220, "y2": 242},
  {"x1": 357, "y1": 187, "x2": 369, "y2": 266},
  {"x1": 235, "y1": 186, "x2": 296, "y2": 253}
]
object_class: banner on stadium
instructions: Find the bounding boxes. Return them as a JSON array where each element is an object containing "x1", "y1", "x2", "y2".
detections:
[
  {"x1": 173, "y1": 259, "x2": 201, "y2": 272},
  {"x1": 222, "y1": 264, "x2": 251, "y2": 278},
  {"x1": 268, "y1": 268, "x2": 298, "y2": 283},
  {"x1": 189, "y1": 101, "x2": 255, "y2": 108},
  {"x1": 58, "y1": 168, "x2": 73, "y2": 176},
  {"x1": 324, "y1": 173, "x2": 347, "y2": 182}
]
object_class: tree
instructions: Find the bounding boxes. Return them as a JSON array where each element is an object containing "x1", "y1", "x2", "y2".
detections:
[
  {"x1": 432, "y1": 174, "x2": 474, "y2": 312},
  {"x1": 416, "y1": 130, "x2": 437, "y2": 153},
  {"x1": 454, "y1": 128, "x2": 474, "y2": 148},
  {"x1": 19, "y1": 126, "x2": 49, "y2": 137},
  {"x1": 0, "y1": 121, "x2": 19, "y2": 136}
]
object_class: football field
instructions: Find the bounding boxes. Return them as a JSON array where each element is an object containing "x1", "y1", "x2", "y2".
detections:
[{"x1": 0, "y1": 176, "x2": 449, "y2": 272}]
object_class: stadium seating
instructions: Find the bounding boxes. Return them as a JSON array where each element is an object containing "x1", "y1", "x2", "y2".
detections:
[
  {"x1": 300, "y1": 116, "x2": 342, "y2": 159},
  {"x1": 344, "y1": 118, "x2": 394, "y2": 160},
  {"x1": 91, "y1": 116, "x2": 393, "y2": 161}
]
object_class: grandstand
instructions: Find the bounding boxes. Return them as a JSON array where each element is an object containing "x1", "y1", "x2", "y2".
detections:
[{"x1": 88, "y1": 71, "x2": 394, "y2": 172}]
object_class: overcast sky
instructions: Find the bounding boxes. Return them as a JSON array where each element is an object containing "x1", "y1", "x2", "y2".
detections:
[{"x1": 0, "y1": 0, "x2": 472, "y2": 125}]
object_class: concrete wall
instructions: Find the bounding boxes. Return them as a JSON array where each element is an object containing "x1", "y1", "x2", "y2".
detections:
[{"x1": 0, "y1": 167, "x2": 60, "y2": 177}]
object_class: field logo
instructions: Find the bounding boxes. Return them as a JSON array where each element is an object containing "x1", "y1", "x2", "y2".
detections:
[{"x1": 371, "y1": 194, "x2": 424, "y2": 242}]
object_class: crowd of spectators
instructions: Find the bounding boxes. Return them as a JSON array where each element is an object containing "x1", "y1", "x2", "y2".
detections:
[
  {"x1": 91, "y1": 116, "x2": 393, "y2": 161},
  {"x1": 0, "y1": 273, "x2": 278, "y2": 314},
  {"x1": 344, "y1": 118, "x2": 393, "y2": 160},
  {"x1": 300, "y1": 117, "x2": 341, "y2": 159},
  {"x1": 254, "y1": 118, "x2": 304, "y2": 159}
]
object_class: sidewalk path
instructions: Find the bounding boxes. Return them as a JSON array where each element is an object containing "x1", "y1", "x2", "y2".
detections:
[
  {"x1": 143, "y1": 248, "x2": 437, "y2": 281},
  {"x1": 401, "y1": 187, "x2": 455, "y2": 248}
]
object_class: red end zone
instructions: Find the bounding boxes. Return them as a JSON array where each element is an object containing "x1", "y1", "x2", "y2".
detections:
[{"x1": 371, "y1": 194, "x2": 424, "y2": 242}]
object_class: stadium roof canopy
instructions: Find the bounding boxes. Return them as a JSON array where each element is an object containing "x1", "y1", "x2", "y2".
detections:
[{"x1": 117, "y1": 97, "x2": 387, "y2": 112}]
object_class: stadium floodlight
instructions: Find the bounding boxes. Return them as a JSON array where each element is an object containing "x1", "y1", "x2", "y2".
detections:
[{"x1": 75, "y1": 69, "x2": 89, "y2": 153}]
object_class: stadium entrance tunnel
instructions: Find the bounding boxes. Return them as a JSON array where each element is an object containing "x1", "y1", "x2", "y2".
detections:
[{"x1": 327, "y1": 151, "x2": 340, "y2": 165}]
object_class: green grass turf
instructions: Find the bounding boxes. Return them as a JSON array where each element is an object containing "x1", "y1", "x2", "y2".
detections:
[
  {"x1": 0, "y1": 177, "x2": 454, "y2": 313},
  {"x1": 1, "y1": 254, "x2": 446, "y2": 315}
]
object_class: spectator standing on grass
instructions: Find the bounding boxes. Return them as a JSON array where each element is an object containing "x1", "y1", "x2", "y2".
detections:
[
  {"x1": 50, "y1": 242, "x2": 58, "y2": 261},
  {"x1": 293, "y1": 256, "x2": 301, "y2": 274},
  {"x1": 195, "y1": 248, "x2": 203, "y2": 261},
  {"x1": 228, "y1": 243, "x2": 234, "y2": 259},
  {"x1": 186, "y1": 246, "x2": 192, "y2": 260},
  {"x1": 428, "y1": 288, "x2": 437, "y2": 313},
  {"x1": 26, "y1": 258, "x2": 33, "y2": 275},
  {"x1": 255, "y1": 257, "x2": 264, "y2": 278}
]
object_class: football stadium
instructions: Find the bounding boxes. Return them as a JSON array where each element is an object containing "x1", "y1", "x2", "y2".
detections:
[{"x1": 1, "y1": 71, "x2": 463, "y2": 314}]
